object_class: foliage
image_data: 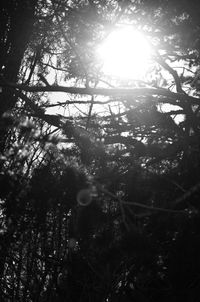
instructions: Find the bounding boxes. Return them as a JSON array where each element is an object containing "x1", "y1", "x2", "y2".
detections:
[{"x1": 1, "y1": 0, "x2": 200, "y2": 301}]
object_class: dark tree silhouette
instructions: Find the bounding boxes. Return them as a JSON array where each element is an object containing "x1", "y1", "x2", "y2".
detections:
[{"x1": 1, "y1": 1, "x2": 200, "y2": 301}]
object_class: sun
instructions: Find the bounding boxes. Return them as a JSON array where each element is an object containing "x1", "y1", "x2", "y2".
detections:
[{"x1": 97, "y1": 27, "x2": 152, "y2": 79}]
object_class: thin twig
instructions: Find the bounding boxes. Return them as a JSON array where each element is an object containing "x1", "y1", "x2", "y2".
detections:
[
  {"x1": 99, "y1": 186, "x2": 186, "y2": 215},
  {"x1": 174, "y1": 182, "x2": 200, "y2": 206},
  {"x1": 122, "y1": 201, "x2": 186, "y2": 214}
]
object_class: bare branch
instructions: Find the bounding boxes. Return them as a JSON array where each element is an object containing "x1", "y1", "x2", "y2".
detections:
[
  {"x1": 1, "y1": 80, "x2": 200, "y2": 105},
  {"x1": 174, "y1": 182, "x2": 200, "y2": 207},
  {"x1": 99, "y1": 186, "x2": 186, "y2": 215}
]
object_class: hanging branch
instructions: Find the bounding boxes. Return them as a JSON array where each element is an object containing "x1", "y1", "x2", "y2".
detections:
[{"x1": 86, "y1": 95, "x2": 95, "y2": 130}]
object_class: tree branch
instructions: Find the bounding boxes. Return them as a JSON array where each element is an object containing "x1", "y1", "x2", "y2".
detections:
[
  {"x1": 155, "y1": 52, "x2": 184, "y2": 93},
  {"x1": 1, "y1": 80, "x2": 200, "y2": 104},
  {"x1": 100, "y1": 186, "x2": 186, "y2": 215}
]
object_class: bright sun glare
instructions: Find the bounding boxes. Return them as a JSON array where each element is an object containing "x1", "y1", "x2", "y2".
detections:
[{"x1": 97, "y1": 27, "x2": 152, "y2": 79}]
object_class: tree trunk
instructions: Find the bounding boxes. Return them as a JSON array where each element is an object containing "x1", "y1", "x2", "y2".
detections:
[{"x1": 0, "y1": 0, "x2": 37, "y2": 152}]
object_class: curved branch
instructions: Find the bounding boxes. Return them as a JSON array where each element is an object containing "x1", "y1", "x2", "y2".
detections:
[{"x1": 155, "y1": 52, "x2": 184, "y2": 93}]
